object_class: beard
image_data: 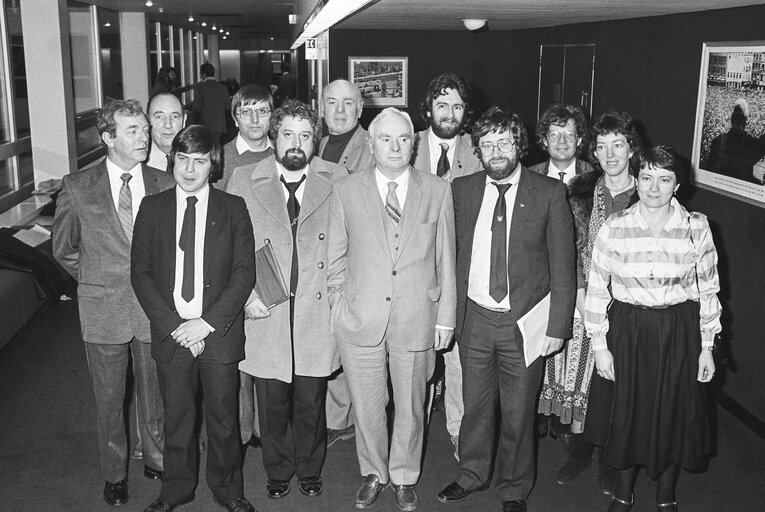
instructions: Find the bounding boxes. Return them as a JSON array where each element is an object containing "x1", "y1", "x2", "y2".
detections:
[
  {"x1": 277, "y1": 147, "x2": 309, "y2": 171},
  {"x1": 430, "y1": 115, "x2": 462, "y2": 140},
  {"x1": 483, "y1": 155, "x2": 518, "y2": 181}
]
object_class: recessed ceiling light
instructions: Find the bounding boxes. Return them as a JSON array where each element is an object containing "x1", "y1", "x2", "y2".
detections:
[
  {"x1": 188, "y1": 15, "x2": 194, "y2": 22},
  {"x1": 226, "y1": 31, "x2": 230, "y2": 35},
  {"x1": 104, "y1": 22, "x2": 111, "y2": 27},
  {"x1": 222, "y1": 36, "x2": 227, "y2": 40},
  {"x1": 201, "y1": 21, "x2": 207, "y2": 27},
  {"x1": 212, "y1": 24, "x2": 217, "y2": 30},
  {"x1": 289, "y1": 14, "x2": 297, "y2": 24},
  {"x1": 144, "y1": 0, "x2": 153, "y2": 7}
]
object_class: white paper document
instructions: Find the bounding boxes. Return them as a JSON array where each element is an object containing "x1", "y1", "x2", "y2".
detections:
[
  {"x1": 12, "y1": 224, "x2": 51, "y2": 247},
  {"x1": 517, "y1": 292, "x2": 550, "y2": 367}
]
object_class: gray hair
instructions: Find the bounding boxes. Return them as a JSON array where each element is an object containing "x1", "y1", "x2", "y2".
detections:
[
  {"x1": 321, "y1": 79, "x2": 363, "y2": 107},
  {"x1": 368, "y1": 107, "x2": 414, "y2": 140}
]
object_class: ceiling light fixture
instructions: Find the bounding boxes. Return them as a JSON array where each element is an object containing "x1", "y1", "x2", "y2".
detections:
[
  {"x1": 292, "y1": 0, "x2": 374, "y2": 49},
  {"x1": 212, "y1": 24, "x2": 217, "y2": 30},
  {"x1": 104, "y1": 22, "x2": 111, "y2": 27},
  {"x1": 461, "y1": 18, "x2": 488, "y2": 31},
  {"x1": 219, "y1": 29, "x2": 224, "y2": 33},
  {"x1": 144, "y1": 0, "x2": 153, "y2": 7},
  {"x1": 188, "y1": 15, "x2": 194, "y2": 22},
  {"x1": 226, "y1": 31, "x2": 230, "y2": 35},
  {"x1": 288, "y1": 14, "x2": 297, "y2": 25},
  {"x1": 201, "y1": 21, "x2": 207, "y2": 27}
]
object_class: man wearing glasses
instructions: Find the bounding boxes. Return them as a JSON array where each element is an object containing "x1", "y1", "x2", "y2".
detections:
[
  {"x1": 216, "y1": 85, "x2": 275, "y2": 190},
  {"x1": 437, "y1": 107, "x2": 575, "y2": 512},
  {"x1": 530, "y1": 104, "x2": 593, "y2": 183}
]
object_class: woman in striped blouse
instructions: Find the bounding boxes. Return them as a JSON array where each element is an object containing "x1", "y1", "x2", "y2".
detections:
[{"x1": 584, "y1": 145, "x2": 722, "y2": 512}]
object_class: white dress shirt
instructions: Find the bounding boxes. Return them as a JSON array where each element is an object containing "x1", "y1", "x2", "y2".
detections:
[
  {"x1": 173, "y1": 184, "x2": 211, "y2": 325},
  {"x1": 146, "y1": 144, "x2": 170, "y2": 172},
  {"x1": 546, "y1": 159, "x2": 577, "y2": 184},
  {"x1": 276, "y1": 160, "x2": 307, "y2": 204},
  {"x1": 236, "y1": 133, "x2": 273, "y2": 155},
  {"x1": 105, "y1": 158, "x2": 146, "y2": 221},
  {"x1": 467, "y1": 167, "x2": 521, "y2": 310},
  {"x1": 374, "y1": 166, "x2": 410, "y2": 207},
  {"x1": 426, "y1": 127, "x2": 457, "y2": 175}
]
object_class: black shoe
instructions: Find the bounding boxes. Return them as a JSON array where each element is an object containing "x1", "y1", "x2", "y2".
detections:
[
  {"x1": 327, "y1": 425, "x2": 355, "y2": 447},
  {"x1": 607, "y1": 494, "x2": 633, "y2": 512},
  {"x1": 249, "y1": 435, "x2": 261, "y2": 449},
  {"x1": 103, "y1": 479, "x2": 129, "y2": 506},
  {"x1": 437, "y1": 481, "x2": 472, "y2": 504},
  {"x1": 226, "y1": 497, "x2": 256, "y2": 512},
  {"x1": 298, "y1": 475, "x2": 323, "y2": 497},
  {"x1": 143, "y1": 498, "x2": 175, "y2": 512},
  {"x1": 502, "y1": 500, "x2": 527, "y2": 512},
  {"x1": 144, "y1": 466, "x2": 163, "y2": 481},
  {"x1": 266, "y1": 479, "x2": 290, "y2": 499},
  {"x1": 355, "y1": 474, "x2": 385, "y2": 509},
  {"x1": 556, "y1": 457, "x2": 590, "y2": 485}
]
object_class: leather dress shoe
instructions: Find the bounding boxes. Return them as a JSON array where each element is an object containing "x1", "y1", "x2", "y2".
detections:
[
  {"x1": 103, "y1": 479, "x2": 129, "y2": 506},
  {"x1": 556, "y1": 457, "x2": 590, "y2": 485},
  {"x1": 327, "y1": 425, "x2": 355, "y2": 447},
  {"x1": 437, "y1": 481, "x2": 472, "y2": 504},
  {"x1": 355, "y1": 474, "x2": 384, "y2": 509},
  {"x1": 143, "y1": 498, "x2": 175, "y2": 512},
  {"x1": 266, "y1": 479, "x2": 290, "y2": 499},
  {"x1": 249, "y1": 435, "x2": 261, "y2": 448},
  {"x1": 598, "y1": 462, "x2": 618, "y2": 495},
  {"x1": 131, "y1": 441, "x2": 143, "y2": 461},
  {"x1": 502, "y1": 499, "x2": 527, "y2": 512},
  {"x1": 144, "y1": 466, "x2": 163, "y2": 481},
  {"x1": 225, "y1": 497, "x2": 256, "y2": 512},
  {"x1": 392, "y1": 484, "x2": 418, "y2": 512},
  {"x1": 298, "y1": 475, "x2": 323, "y2": 496}
]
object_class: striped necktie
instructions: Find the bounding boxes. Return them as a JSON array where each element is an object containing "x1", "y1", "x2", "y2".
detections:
[
  {"x1": 118, "y1": 173, "x2": 133, "y2": 241},
  {"x1": 437, "y1": 142, "x2": 450, "y2": 177},
  {"x1": 385, "y1": 181, "x2": 401, "y2": 224}
]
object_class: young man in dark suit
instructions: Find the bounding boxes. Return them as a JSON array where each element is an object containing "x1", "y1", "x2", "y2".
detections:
[
  {"x1": 131, "y1": 125, "x2": 257, "y2": 512},
  {"x1": 437, "y1": 107, "x2": 576, "y2": 512}
]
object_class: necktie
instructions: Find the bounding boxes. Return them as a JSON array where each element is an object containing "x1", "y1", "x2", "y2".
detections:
[
  {"x1": 436, "y1": 142, "x2": 450, "y2": 177},
  {"x1": 385, "y1": 181, "x2": 401, "y2": 224},
  {"x1": 179, "y1": 196, "x2": 198, "y2": 302},
  {"x1": 281, "y1": 174, "x2": 306, "y2": 294},
  {"x1": 558, "y1": 171, "x2": 566, "y2": 181},
  {"x1": 118, "y1": 173, "x2": 133, "y2": 241},
  {"x1": 489, "y1": 183, "x2": 512, "y2": 303}
]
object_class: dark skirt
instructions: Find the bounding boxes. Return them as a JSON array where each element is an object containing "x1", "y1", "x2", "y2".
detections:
[{"x1": 583, "y1": 300, "x2": 710, "y2": 478}]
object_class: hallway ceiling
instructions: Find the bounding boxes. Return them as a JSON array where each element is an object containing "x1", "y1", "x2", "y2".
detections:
[{"x1": 89, "y1": 0, "x2": 765, "y2": 42}]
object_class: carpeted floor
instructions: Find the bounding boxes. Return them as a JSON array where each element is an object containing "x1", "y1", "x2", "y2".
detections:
[{"x1": 1, "y1": 298, "x2": 763, "y2": 511}]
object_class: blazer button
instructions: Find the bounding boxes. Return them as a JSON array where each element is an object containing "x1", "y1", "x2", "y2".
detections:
[
  {"x1": 317, "y1": 262, "x2": 324, "y2": 269},
  {"x1": 392, "y1": 270, "x2": 397, "y2": 276},
  {"x1": 264, "y1": 238, "x2": 270, "y2": 244},
  {"x1": 316, "y1": 292, "x2": 322, "y2": 299},
  {"x1": 318, "y1": 233, "x2": 325, "y2": 240},
  {"x1": 386, "y1": 297, "x2": 391, "y2": 301}
]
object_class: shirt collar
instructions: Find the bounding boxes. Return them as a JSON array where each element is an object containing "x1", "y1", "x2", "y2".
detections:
[
  {"x1": 428, "y1": 127, "x2": 454, "y2": 149},
  {"x1": 175, "y1": 182, "x2": 210, "y2": 208},
  {"x1": 106, "y1": 157, "x2": 142, "y2": 178},
  {"x1": 375, "y1": 166, "x2": 411, "y2": 189},
  {"x1": 236, "y1": 133, "x2": 272, "y2": 155}
]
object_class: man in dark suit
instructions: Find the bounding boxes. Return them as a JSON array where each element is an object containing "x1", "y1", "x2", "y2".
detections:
[
  {"x1": 53, "y1": 99, "x2": 175, "y2": 506},
  {"x1": 192, "y1": 62, "x2": 230, "y2": 143},
  {"x1": 131, "y1": 125, "x2": 257, "y2": 512},
  {"x1": 437, "y1": 107, "x2": 576, "y2": 512}
]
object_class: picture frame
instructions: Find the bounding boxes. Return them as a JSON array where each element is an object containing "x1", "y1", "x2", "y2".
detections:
[
  {"x1": 692, "y1": 41, "x2": 765, "y2": 208},
  {"x1": 348, "y1": 56, "x2": 408, "y2": 108}
]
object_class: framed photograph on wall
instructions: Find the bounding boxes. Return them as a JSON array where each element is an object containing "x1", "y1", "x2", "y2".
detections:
[
  {"x1": 692, "y1": 41, "x2": 765, "y2": 207},
  {"x1": 348, "y1": 56, "x2": 408, "y2": 108}
]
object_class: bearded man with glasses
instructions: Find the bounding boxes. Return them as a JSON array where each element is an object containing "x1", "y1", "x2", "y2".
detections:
[{"x1": 437, "y1": 107, "x2": 576, "y2": 512}]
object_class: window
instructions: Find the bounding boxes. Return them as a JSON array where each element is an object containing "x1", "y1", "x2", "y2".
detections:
[{"x1": 0, "y1": 0, "x2": 33, "y2": 213}]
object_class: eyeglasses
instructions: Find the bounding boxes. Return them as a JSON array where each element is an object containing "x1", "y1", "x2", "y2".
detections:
[
  {"x1": 479, "y1": 139, "x2": 516, "y2": 155},
  {"x1": 237, "y1": 107, "x2": 271, "y2": 118},
  {"x1": 546, "y1": 130, "x2": 578, "y2": 143}
]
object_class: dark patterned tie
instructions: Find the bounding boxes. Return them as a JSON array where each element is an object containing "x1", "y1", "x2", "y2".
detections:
[
  {"x1": 179, "y1": 196, "x2": 198, "y2": 302},
  {"x1": 281, "y1": 174, "x2": 306, "y2": 294},
  {"x1": 489, "y1": 183, "x2": 512, "y2": 302},
  {"x1": 436, "y1": 142, "x2": 450, "y2": 177},
  {"x1": 118, "y1": 173, "x2": 133, "y2": 241},
  {"x1": 559, "y1": 171, "x2": 566, "y2": 181}
]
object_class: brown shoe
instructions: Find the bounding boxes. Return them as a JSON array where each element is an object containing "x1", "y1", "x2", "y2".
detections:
[
  {"x1": 392, "y1": 484, "x2": 418, "y2": 512},
  {"x1": 355, "y1": 474, "x2": 384, "y2": 509}
]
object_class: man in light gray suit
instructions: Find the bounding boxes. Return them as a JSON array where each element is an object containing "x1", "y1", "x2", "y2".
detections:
[
  {"x1": 327, "y1": 107, "x2": 457, "y2": 511},
  {"x1": 53, "y1": 99, "x2": 175, "y2": 506}
]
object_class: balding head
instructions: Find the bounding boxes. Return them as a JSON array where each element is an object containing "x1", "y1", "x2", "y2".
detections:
[
  {"x1": 321, "y1": 79, "x2": 363, "y2": 135},
  {"x1": 147, "y1": 93, "x2": 185, "y2": 154}
]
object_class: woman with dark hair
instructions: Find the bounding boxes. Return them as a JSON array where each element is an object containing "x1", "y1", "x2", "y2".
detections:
[
  {"x1": 546, "y1": 109, "x2": 641, "y2": 493},
  {"x1": 584, "y1": 145, "x2": 721, "y2": 512}
]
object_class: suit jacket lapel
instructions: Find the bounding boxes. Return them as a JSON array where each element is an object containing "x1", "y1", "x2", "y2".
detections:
[
  {"x1": 160, "y1": 188, "x2": 178, "y2": 280},
  {"x1": 463, "y1": 171, "x2": 486, "y2": 255},
  {"x1": 361, "y1": 169, "x2": 392, "y2": 261},
  {"x1": 204, "y1": 188, "x2": 223, "y2": 275},
  {"x1": 298, "y1": 160, "x2": 332, "y2": 224},
  {"x1": 508, "y1": 168, "x2": 533, "y2": 264},
  {"x1": 142, "y1": 164, "x2": 161, "y2": 196},
  {"x1": 92, "y1": 162, "x2": 130, "y2": 246},
  {"x1": 250, "y1": 159, "x2": 291, "y2": 230},
  {"x1": 395, "y1": 170, "x2": 422, "y2": 262}
]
